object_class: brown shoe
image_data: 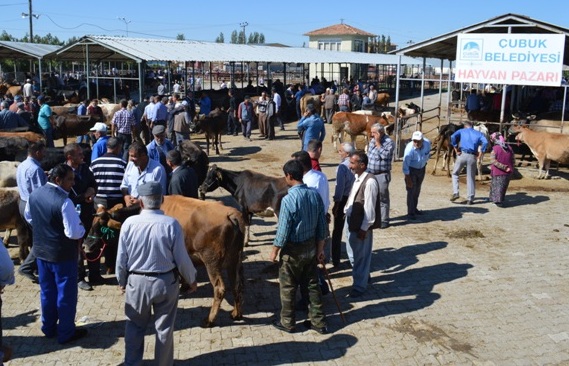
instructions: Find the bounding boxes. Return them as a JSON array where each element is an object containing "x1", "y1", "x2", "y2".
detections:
[{"x1": 2, "y1": 344, "x2": 13, "y2": 362}]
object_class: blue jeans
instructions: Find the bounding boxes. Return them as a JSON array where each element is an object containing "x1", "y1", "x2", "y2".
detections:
[
  {"x1": 37, "y1": 258, "x2": 78, "y2": 343},
  {"x1": 42, "y1": 128, "x2": 54, "y2": 148},
  {"x1": 241, "y1": 119, "x2": 252, "y2": 138},
  {"x1": 344, "y1": 220, "x2": 373, "y2": 293}
]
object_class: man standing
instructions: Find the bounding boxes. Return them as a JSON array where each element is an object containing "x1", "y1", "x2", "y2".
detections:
[
  {"x1": 111, "y1": 99, "x2": 136, "y2": 161},
  {"x1": 256, "y1": 91, "x2": 269, "y2": 139},
  {"x1": 116, "y1": 181, "x2": 197, "y2": 366},
  {"x1": 121, "y1": 141, "x2": 167, "y2": 207},
  {"x1": 17, "y1": 141, "x2": 47, "y2": 283},
  {"x1": 90, "y1": 122, "x2": 110, "y2": 161},
  {"x1": 238, "y1": 95, "x2": 255, "y2": 141},
  {"x1": 323, "y1": 88, "x2": 336, "y2": 124},
  {"x1": 64, "y1": 143, "x2": 99, "y2": 290},
  {"x1": 227, "y1": 89, "x2": 239, "y2": 136},
  {"x1": 344, "y1": 151, "x2": 379, "y2": 298},
  {"x1": 402, "y1": 131, "x2": 431, "y2": 220},
  {"x1": 90, "y1": 137, "x2": 127, "y2": 209},
  {"x1": 272, "y1": 87, "x2": 284, "y2": 131},
  {"x1": 269, "y1": 159, "x2": 328, "y2": 335},
  {"x1": 23, "y1": 79, "x2": 33, "y2": 99},
  {"x1": 147, "y1": 125, "x2": 175, "y2": 173},
  {"x1": 450, "y1": 120, "x2": 488, "y2": 205},
  {"x1": 297, "y1": 104, "x2": 325, "y2": 152},
  {"x1": 331, "y1": 142, "x2": 355, "y2": 267},
  {"x1": 337, "y1": 88, "x2": 350, "y2": 112},
  {"x1": 25, "y1": 164, "x2": 87, "y2": 344},
  {"x1": 166, "y1": 150, "x2": 198, "y2": 198},
  {"x1": 367, "y1": 123, "x2": 394, "y2": 229}
]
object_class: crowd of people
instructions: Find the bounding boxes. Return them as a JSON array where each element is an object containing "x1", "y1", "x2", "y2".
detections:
[{"x1": 1, "y1": 75, "x2": 519, "y2": 364}]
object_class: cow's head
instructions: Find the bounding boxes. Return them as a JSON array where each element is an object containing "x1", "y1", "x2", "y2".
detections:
[
  {"x1": 198, "y1": 164, "x2": 222, "y2": 200},
  {"x1": 82, "y1": 204, "x2": 123, "y2": 254}
]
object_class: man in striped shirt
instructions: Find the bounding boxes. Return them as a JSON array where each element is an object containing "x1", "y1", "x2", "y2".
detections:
[
  {"x1": 111, "y1": 99, "x2": 136, "y2": 161},
  {"x1": 90, "y1": 137, "x2": 127, "y2": 209}
]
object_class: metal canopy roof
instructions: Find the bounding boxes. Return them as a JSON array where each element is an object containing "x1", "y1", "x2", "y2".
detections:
[
  {"x1": 49, "y1": 35, "x2": 420, "y2": 65},
  {"x1": 0, "y1": 41, "x2": 61, "y2": 59},
  {"x1": 392, "y1": 13, "x2": 569, "y2": 65}
]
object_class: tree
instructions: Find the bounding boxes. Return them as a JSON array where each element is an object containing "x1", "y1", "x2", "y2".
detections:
[
  {"x1": 215, "y1": 32, "x2": 224, "y2": 43},
  {"x1": 238, "y1": 30, "x2": 246, "y2": 44},
  {"x1": 259, "y1": 34, "x2": 265, "y2": 44},
  {"x1": 230, "y1": 30, "x2": 238, "y2": 44},
  {"x1": 176, "y1": 33, "x2": 186, "y2": 40}
]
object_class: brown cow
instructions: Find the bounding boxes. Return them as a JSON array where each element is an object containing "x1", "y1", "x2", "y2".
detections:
[
  {"x1": 0, "y1": 187, "x2": 31, "y2": 261},
  {"x1": 300, "y1": 93, "x2": 321, "y2": 116},
  {"x1": 330, "y1": 112, "x2": 390, "y2": 150},
  {"x1": 431, "y1": 123, "x2": 463, "y2": 177},
  {"x1": 513, "y1": 126, "x2": 569, "y2": 179},
  {"x1": 375, "y1": 92, "x2": 390, "y2": 108},
  {"x1": 0, "y1": 131, "x2": 44, "y2": 143},
  {"x1": 83, "y1": 196, "x2": 245, "y2": 327}
]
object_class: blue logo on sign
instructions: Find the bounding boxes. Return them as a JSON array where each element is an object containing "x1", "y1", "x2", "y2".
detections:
[{"x1": 460, "y1": 39, "x2": 483, "y2": 61}]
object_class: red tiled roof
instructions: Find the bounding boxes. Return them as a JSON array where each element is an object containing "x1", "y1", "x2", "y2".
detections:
[{"x1": 304, "y1": 23, "x2": 375, "y2": 37}]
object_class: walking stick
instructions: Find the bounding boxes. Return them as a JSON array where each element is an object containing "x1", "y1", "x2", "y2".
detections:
[{"x1": 319, "y1": 259, "x2": 346, "y2": 323}]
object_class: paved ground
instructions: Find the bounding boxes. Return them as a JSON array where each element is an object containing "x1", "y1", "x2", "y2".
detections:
[{"x1": 3, "y1": 96, "x2": 569, "y2": 365}]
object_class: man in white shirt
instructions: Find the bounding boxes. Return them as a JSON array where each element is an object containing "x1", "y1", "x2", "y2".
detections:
[{"x1": 344, "y1": 150, "x2": 379, "y2": 298}]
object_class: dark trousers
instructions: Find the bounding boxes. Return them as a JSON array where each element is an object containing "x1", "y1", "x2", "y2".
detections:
[
  {"x1": 227, "y1": 113, "x2": 239, "y2": 134},
  {"x1": 118, "y1": 133, "x2": 132, "y2": 161},
  {"x1": 406, "y1": 166, "x2": 426, "y2": 215},
  {"x1": 279, "y1": 239, "x2": 326, "y2": 329},
  {"x1": 331, "y1": 196, "x2": 349, "y2": 265},
  {"x1": 18, "y1": 199, "x2": 37, "y2": 276}
]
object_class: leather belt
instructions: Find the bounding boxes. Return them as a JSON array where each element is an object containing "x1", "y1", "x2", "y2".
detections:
[
  {"x1": 372, "y1": 170, "x2": 390, "y2": 175},
  {"x1": 129, "y1": 269, "x2": 174, "y2": 276},
  {"x1": 462, "y1": 150, "x2": 476, "y2": 155}
]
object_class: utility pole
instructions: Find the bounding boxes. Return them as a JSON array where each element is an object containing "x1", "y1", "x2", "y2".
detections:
[
  {"x1": 118, "y1": 17, "x2": 131, "y2": 37},
  {"x1": 28, "y1": 0, "x2": 33, "y2": 42},
  {"x1": 239, "y1": 22, "x2": 248, "y2": 44}
]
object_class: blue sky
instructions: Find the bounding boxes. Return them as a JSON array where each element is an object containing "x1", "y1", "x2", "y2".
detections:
[{"x1": 0, "y1": 1, "x2": 566, "y2": 48}]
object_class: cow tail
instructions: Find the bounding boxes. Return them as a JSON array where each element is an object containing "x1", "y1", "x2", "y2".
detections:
[{"x1": 227, "y1": 212, "x2": 245, "y2": 306}]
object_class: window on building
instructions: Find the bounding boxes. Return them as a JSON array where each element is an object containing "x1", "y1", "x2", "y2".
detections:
[
  {"x1": 353, "y1": 40, "x2": 364, "y2": 53},
  {"x1": 318, "y1": 40, "x2": 341, "y2": 51}
]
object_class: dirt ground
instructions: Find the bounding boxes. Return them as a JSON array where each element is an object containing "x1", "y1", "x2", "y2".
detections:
[{"x1": 3, "y1": 92, "x2": 569, "y2": 364}]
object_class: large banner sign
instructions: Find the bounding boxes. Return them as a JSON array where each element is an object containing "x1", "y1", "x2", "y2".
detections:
[{"x1": 455, "y1": 33, "x2": 565, "y2": 86}]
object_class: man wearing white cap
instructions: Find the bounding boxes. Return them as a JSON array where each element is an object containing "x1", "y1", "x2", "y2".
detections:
[
  {"x1": 402, "y1": 131, "x2": 431, "y2": 220},
  {"x1": 23, "y1": 78, "x2": 33, "y2": 99},
  {"x1": 90, "y1": 122, "x2": 109, "y2": 161}
]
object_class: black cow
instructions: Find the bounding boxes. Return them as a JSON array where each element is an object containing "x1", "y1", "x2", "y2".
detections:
[
  {"x1": 195, "y1": 108, "x2": 227, "y2": 155},
  {"x1": 177, "y1": 140, "x2": 209, "y2": 186},
  {"x1": 198, "y1": 164, "x2": 288, "y2": 246}
]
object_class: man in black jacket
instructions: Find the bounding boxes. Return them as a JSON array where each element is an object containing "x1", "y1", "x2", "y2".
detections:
[{"x1": 166, "y1": 150, "x2": 198, "y2": 198}]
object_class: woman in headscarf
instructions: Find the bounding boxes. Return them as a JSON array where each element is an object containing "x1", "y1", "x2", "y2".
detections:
[{"x1": 489, "y1": 132, "x2": 515, "y2": 205}]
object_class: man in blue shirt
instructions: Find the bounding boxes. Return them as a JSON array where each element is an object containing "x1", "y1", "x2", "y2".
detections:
[
  {"x1": 269, "y1": 159, "x2": 327, "y2": 335},
  {"x1": 297, "y1": 104, "x2": 325, "y2": 151},
  {"x1": 403, "y1": 131, "x2": 432, "y2": 220},
  {"x1": 16, "y1": 141, "x2": 47, "y2": 283},
  {"x1": 90, "y1": 122, "x2": 109, "y2": 161},
  {"x1": 450, "y1": 120, "x2": 488, "y2": 204}
]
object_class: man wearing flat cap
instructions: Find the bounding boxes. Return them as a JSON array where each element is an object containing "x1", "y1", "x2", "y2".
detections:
[
  {"x1": 402, "y1": 131, "x2": 431, "y2": 220},
  {"x1": 120, "y1": 141, "x2": 167, "y2": 207},
  {"x1": 147, "y1": 124, "x2": 175, "y2": 174},
  {"x1": 116, "y1": 181, "x2": 198, "y2": 366}
]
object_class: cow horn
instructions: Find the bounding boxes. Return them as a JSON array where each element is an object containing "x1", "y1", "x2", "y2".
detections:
[{"x1": 107, "y1": 218, "x2": 122, "y2": 231}]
